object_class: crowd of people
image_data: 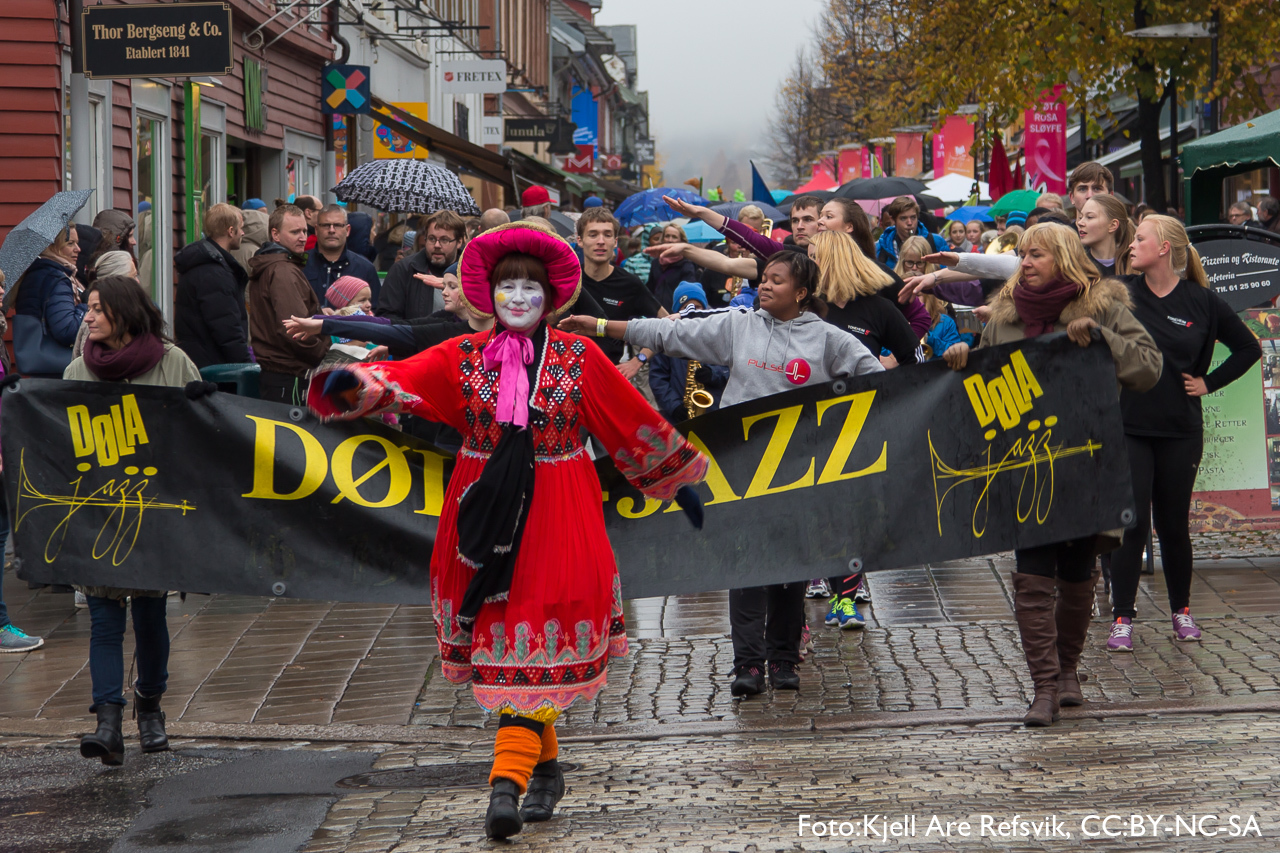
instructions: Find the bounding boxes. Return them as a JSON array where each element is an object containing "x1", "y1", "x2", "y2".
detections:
[{"x1": 0, "y1": 162, "x2": 1266, "y2": 839}]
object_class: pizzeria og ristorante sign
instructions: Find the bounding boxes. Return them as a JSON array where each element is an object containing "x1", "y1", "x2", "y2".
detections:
[{"x1": 81, "y1": 2, "x2": 233, "y2": 80}]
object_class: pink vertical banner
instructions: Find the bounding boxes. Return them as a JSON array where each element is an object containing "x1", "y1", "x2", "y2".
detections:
[
  {"x1": 942, "y1": 116, "x2": 975, "y2": 178},
  {"x1": 820, "y1": 155, "x2": 837, "y2": 183},
  {"x1": 931, "y1": 124, "x2": 946, "y2": 176},
  {"x1": 1023, "y1": 85, "x2": 1068, "y2": 194},
  {"x1": 894, "y1": 133, "x2": 923, "y2": 177},
  {"x1": 838, "y1": 147, "x2": 861, "y2": 183},
  {"x1": 860, "y1": 146, "x2": 872, "y2": 177}
]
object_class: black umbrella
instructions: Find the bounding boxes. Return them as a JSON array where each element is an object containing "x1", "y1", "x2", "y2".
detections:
[
  {"x1": 334, "y1": 160, "x2": 480, "y2": 215},
  {"x1": 775, "y1": 190, "x2": 835, "y2": 214},
  {"x1": 833, "y1": 177, "x2": 929, "y2": 200}
]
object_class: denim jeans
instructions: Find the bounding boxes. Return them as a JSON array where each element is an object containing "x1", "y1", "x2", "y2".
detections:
[{"x1": 86, "y1": 595, "x2": 170, "y2": 711}]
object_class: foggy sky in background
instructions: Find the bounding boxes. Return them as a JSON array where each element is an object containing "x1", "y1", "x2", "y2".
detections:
[{"x1": 594, "y1": 0, "x2": 826, "y2": 190}]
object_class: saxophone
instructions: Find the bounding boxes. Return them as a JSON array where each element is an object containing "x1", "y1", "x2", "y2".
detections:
[{"x1": 684, "y1": 360, "x2": 715, "y2": 414}]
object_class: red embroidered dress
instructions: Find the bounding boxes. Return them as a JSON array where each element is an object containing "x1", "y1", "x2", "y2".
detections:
[{"x1": 310, "y1": 328, "x2": 707, "y2": 716}]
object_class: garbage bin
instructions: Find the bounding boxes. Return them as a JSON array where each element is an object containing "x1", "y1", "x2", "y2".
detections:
[{"x1": 199, "y1": 362, "x2": 261, "y2": 398}]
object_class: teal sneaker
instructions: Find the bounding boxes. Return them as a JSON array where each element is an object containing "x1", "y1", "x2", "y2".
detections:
[
  {"x1": 833, "y1": 597, "x2": 865, "y2": 630},
  {"x1": 0, "y1": 624, "x2": 44, "y2": 653}
]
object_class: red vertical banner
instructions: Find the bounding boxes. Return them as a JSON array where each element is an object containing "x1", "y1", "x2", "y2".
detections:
[
  {"x1": 820, "y1": 155, "x2": 837, "y2": 183},
  {"x1": 860, "y1": 147, "x2": 872, "y2": 178},
  {"x1": 895, "y1": 134, "x2": 923, "y2": 177},
  {"x1": 1023, "y1": 85, "x2": 1068, "y2": 193},
  {"x1": 895, "y1": 133, "x2": 923, "y2": 177},
  {"x1": 931, "y1": 123, "x2": 946, "y2": 176},
  {"x1": 838, "y1": 147, "x2": 861, "y2": 183},
  {"x1": 942, "y1": 115, "x2": 975, "y2": 178}
]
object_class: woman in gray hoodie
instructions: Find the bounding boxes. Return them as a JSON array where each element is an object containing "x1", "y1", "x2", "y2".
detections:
[{"x1": 561, "y1": 251, "x2": 883, "y2": 696}]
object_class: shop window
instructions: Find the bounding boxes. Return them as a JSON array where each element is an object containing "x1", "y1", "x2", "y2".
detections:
[{"x1": 135, "y1": 112, "x2": 171, "y2": 319}]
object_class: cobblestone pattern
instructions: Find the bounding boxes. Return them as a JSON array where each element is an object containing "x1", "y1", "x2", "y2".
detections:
[
  {"x1": 300, "y1": 713, "x2": 1280, "y2": 852},
  {"x1": 410, "y1": 610, "x2": 1280, "y2": 730}
]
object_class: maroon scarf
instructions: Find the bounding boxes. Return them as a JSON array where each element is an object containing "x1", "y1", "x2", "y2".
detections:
[
  {"x1": 1012, "y1": 277, "x2": 1082, "y2": 338},
  {"x1": 83, "y1": 333, "x2": 166, "y2": 381}
]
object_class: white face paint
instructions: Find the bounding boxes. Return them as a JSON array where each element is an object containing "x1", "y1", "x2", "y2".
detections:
[{"x1": 493, "y1": 277, "x2": 546, "y2": 332}]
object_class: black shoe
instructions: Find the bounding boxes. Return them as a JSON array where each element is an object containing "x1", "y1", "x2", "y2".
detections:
[
  {"x1": 80, "y1": 704, "x2": 125, "y2": 766},
  {"x1": 134, "y1": 691, "x2": 169, "y2": 753},
  {"x1": 769, "y1": 660, "x2": 800, "y2": 691},
  {"x1": 730, "y1": 665, "x2": 765, "y2": 697},
  {"x1": 485, "y1": 779, "x2": 523, "y2": 840},
  {"x1": 519, "y1": 759, "x2": 565, "y2": 822}
]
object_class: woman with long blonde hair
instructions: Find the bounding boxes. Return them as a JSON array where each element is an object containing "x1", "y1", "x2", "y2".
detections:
[
  {"x1": 944, "y1": 223, "x2": 1162, "y2": 728},
  {"x1": 1104, "y1": 215, "x2": 1260, "y2": 652}
]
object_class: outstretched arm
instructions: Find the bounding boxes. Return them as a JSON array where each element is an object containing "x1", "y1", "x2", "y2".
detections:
[{"x1": 644, "y1": 243, "x2": 757, "y2": 278}]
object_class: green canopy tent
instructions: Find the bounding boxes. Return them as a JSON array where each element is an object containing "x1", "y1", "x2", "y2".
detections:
[{"x1": 1181, "y1": 108, "x2": 1280, "y2": 225}]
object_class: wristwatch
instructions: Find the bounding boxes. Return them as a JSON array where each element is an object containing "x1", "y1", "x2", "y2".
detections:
[{"x1": 636, "y1": 352, "x2": 649, "y2": 364}]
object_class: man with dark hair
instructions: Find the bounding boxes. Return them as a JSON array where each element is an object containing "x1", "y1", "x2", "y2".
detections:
[
  {"x1": 1259, "y1": 196, "x2": 1280, "y2": 233},
  {"x1": 304, "y1": 204, "x2": 381, "y2": 309},
  {"x1": 293, "y1": 195, "x2": 322, "y2": 251},
  {"x1": 1067, "y1": 162, "x2": 1114, "y2": 211},
  {"x1": 248, "y1": 204, "x2": 330, "y2": 403},
  {"x1": 786, "y1": 195, "x2": 824, "y2": 248},
  {"x1": 875, "y1": 196, "x2": 948, "y2": 264},
  {"x1": 174, "y1": 203, "x2": 251, "y2": 368},
  {"x1": 379, "y1": 209, "x2": 466, "y2": 322}
]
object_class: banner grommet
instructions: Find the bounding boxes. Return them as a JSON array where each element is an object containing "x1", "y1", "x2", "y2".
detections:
[{"x1": 271, "y1": 582, "x2": 287, "y2": 596}]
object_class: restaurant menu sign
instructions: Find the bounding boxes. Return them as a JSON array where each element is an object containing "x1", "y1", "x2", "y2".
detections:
[{"x1": 81, "y1": 3, "x2": 233, "y2": 80}]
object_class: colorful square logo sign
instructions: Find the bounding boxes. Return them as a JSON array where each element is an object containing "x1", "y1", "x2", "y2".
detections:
[{"x1": 321, "y1": 64, "x2": 371, "y2": 114}]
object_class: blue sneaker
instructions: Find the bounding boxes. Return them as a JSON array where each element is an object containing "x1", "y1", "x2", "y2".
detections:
[
  {"x1": 832, "y1": 597, "x2": 865, "y2": 630},
  {"x1": 0, "y1": 624, "x2": 44, "y2": 653},
  {"x1": 825, "y1": 596, "x2": 842, "y2": 626}
]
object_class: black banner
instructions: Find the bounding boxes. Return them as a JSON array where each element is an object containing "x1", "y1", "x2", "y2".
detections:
[
  {"x1": 81, "y1": 2, "x2": 233, "y2": 80},
  {"x1": 3, "y1": 335, "x2": 1133, "y2": 603},
  {"x1": 505, "y1": 118, "x2": 559, "y2": 142}
]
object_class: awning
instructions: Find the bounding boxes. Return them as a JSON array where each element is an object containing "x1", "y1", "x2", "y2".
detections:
[
  {"x1": 1181, "y1": 108, "x2": 1280, "y2": 225},
  {"x1": 370, "y1": 96, "x2": 514, "y2": 192}
]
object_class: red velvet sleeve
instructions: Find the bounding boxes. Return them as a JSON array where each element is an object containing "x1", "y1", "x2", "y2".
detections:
[
  {"x1": 306, "y1": 341, "x2": 467, "y2": 431},
  {"x1": 574, "y1": 332, "x2": 708, "y2": 500}
]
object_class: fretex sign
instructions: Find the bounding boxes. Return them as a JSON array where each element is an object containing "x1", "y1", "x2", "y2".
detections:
[
  {"x1": 80, "y1": 2, "x2": 233, "y2": 80},
  {"x1": 441, "y1": 60, "x2": 507, "y2": 95}
]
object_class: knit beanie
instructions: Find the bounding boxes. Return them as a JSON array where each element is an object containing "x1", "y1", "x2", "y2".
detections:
[
  {"x1": 673, "y1": 281, "x2": 708, "y2": 312},
  {"x1": 326, "y1": 275, "x2": 370, "y2": 308}
]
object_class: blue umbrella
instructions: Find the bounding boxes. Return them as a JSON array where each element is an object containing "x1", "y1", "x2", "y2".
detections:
[
  {"x1": 0, "y1": 189, "x2": 94, "y2": 285},
  {"x1": 615, "y1": 188, "x2": 708, "y2": 227},
  {"x1": 682, "y1": 221, "x2": 724, "y2": 243},
  {"x1": 711, "y1": 201, "x2": 787, "y2": 223},
  {"x1": 945, "y1": 205, "x2": 995, "y2": 224},
  {"x1": 770, "y1": 189, "x2": 794, "y2": 204}
]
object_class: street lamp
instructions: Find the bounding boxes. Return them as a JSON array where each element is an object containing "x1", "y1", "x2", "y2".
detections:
[{"x1": 1125, "y1": 15, "x2": 1220, "y2": 133}]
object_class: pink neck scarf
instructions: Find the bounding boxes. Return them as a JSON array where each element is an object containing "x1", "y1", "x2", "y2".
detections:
[{"x1": 483, "y1": 330, "x2": 535, "y2": 428}]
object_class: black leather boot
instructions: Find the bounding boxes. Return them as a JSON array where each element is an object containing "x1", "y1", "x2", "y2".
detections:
[
  {"x1": 519, "y1": 759, "x2": 565, "y2": 822},
  {"x1": 485, "y1": 778, "x2": 523, "y2": 840},
  {"x1": 80, "y1": 704, "x2": 125, "y2": 765},
  {"x1": 134, "y1": 691, "x2": 169, "y2": 753}
]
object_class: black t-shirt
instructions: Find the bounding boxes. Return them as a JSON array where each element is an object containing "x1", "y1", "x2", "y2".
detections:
[
  {"x1": 581, "y1": 265, "x2": 662, "y2": 363},
  {"x1": 1120, "y1": 275, "x2": 1261, "y2": 437},
  {"x1": 822, "y1": 293, "x2": 920, "y2": 365}
]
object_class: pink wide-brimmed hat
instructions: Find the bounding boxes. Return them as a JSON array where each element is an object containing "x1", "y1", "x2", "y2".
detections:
[{"x1": 457, "y1": 221, "x2": 581, "y2": 319}]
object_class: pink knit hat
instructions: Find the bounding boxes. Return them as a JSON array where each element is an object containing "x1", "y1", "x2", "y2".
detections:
[{"x1": 326, "y1": 275, "x2": 370, "y2": 308}]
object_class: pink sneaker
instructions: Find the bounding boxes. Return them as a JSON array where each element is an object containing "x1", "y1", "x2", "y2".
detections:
[
  {"x1": 1106, "y1": 617, "x2": 1133, "y2": 652},
  {"x1": 798, "y1": 624, "x2": 813, "y2": 662},
  {"x1": 1172, "y1": 608, "x2": 1202, "y2": 642}
]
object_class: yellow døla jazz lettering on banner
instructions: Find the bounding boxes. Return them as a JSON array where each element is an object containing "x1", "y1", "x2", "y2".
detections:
[{"x1": 66, "y1": 394, "x2": 151, "y2": 472}]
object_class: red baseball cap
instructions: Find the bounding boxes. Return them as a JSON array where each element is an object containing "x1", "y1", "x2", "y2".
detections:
[{"x1": 521, "y1": 185, "x2": 551, "y2": 207}]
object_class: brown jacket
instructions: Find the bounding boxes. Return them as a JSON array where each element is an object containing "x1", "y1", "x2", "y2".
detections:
[
  {"x1": 980, "y1": 277, "x2": 1162, "y2": 393},
  {"x1": 248, "y1": 244, "x2": 330, "y2": 376}
]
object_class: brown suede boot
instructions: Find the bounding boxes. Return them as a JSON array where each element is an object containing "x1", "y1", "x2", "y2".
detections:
[
  {"x1": 1055, "y1": 571, "x2": 1099, "y2": 707},
  {"x1": 1012, "y1": 573, "x2": 1060, "y2": 727}
]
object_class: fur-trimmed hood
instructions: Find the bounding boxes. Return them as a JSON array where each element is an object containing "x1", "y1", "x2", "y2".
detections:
[{"x1": 987, "y1": 276, "x2": 1132, "y2": 330}]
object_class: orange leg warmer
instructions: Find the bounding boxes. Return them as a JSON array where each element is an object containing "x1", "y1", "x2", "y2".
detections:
[
  {"x1": 488, "y1": 725, "x2": 543, "y2": 793},
  {"x1": 538, "y1": 723, "x2": 558, "y2": 764}
]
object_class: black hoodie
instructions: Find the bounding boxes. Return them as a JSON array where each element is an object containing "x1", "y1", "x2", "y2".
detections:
[{"x1": 174, "y1": 238, "x2": 251, "y2": 368}]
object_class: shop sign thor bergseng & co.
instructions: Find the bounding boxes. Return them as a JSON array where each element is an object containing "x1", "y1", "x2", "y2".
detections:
[{"x1": 81, "y1": 2, "x2": 233, "y2": 80}]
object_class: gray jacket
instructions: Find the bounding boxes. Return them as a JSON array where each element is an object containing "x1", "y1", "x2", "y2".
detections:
[{"x1": 624, "y1": 308, "x2": 883, "y2": 408}]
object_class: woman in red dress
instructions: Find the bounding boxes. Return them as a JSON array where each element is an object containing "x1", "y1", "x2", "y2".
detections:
[{"x1": 307, "y1": 222, "x2": 707, "y2": 839}]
